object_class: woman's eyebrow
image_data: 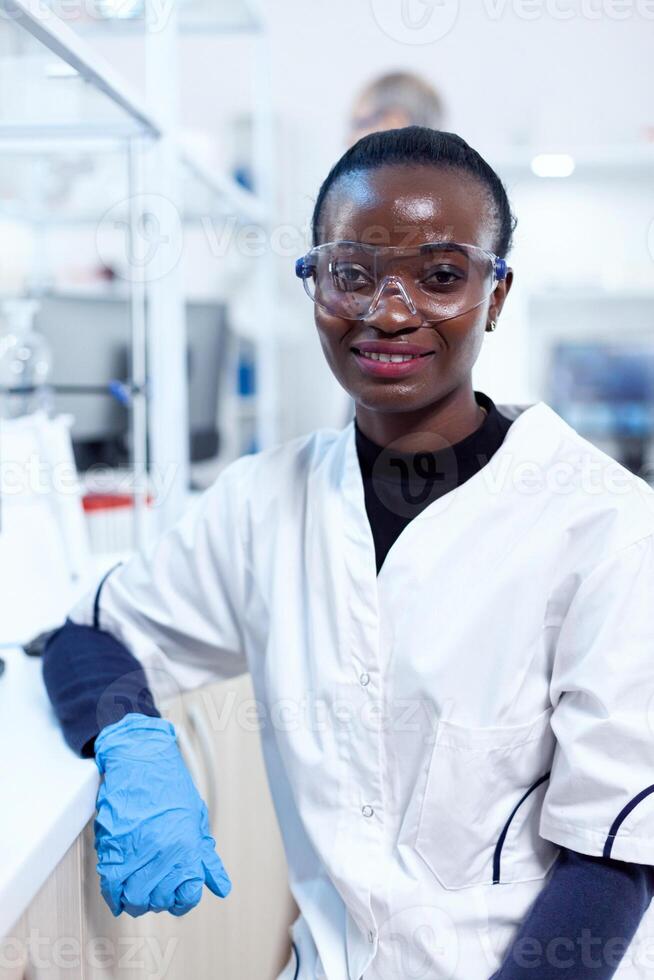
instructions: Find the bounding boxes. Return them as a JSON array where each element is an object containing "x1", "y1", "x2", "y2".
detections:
[{"x1": 418, "y1": 241, "x2": 466, "y2": 255}]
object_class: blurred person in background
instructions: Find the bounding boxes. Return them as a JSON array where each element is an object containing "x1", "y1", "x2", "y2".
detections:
[{"x1": 347, "y1": 70, "x2": 445, "y2": 147}]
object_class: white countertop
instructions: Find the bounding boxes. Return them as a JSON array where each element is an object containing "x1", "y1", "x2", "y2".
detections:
[{"x1": 0, "y1": 645, "x2": 99, "y2": 938}]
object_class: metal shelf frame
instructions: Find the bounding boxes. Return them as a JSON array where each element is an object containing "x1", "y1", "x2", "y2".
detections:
[
  {"x1": 0, "y1": 0, "x2": 277, "y2": 545},
  {"x1": 181, "y1": 151, "x2": 265, "y2": 225},
  {"x1": 0, "y1": 0, "x2": 163, "y2": 139},
  {"x1": 0, "y1": 144, "x2": 266, "y2": 226}
]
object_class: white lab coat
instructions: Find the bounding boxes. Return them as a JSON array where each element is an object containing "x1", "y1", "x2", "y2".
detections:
[{"x1": 69, "y1": 400, "x2": 654, "y2": 980}]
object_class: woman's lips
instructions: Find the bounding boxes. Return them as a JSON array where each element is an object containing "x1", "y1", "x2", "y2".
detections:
[{"x1": 351, "y1": 346, "x2": 436, "y2": 379}]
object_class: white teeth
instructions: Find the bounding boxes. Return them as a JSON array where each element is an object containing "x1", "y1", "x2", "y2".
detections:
[{"x1": 358, "y1": 350, "x2": 419, "y2": 363}]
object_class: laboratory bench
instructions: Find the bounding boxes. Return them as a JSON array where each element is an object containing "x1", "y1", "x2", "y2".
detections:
[
  {"x1": 0, "y1": 643, "x2": 297, "y2": 979},
  {"x1": 0, "y1": 645, "x2": 98, "y2": 942}
]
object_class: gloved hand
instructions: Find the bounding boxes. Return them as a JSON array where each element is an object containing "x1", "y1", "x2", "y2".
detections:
[{"x1": 93, "y1": 712, "x2": 231, "y2": 917}]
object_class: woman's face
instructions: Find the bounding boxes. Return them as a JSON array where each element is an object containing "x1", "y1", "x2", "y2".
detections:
[{"x1": 314, "y1": 164, "x2": 513, "y2": 416}]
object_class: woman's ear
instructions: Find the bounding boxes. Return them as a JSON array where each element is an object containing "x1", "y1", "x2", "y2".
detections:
[{"x1": 488, "y1": 267, "x2": 513, "y2": 324}]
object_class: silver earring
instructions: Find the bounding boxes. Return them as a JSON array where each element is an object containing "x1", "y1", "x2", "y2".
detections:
[{"x1": 486, "y1": 320, "x2": 497, "y2": 332}]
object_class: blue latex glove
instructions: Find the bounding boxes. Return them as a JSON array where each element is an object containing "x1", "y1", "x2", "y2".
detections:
[{"x1": 93, "y1": 712, "x2": 231, "y2": 917}]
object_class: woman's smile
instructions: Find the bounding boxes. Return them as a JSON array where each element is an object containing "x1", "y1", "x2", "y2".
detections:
[{"x1": 350, "y1": 339, "x2": 437, "y2": 378}]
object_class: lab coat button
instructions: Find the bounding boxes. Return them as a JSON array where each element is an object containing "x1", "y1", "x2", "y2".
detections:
[
  {"x1": 359, "y1": 671, "x2": 370, "y2": 687},
  {"x1": 361, "y1": 804, "x2": 374, "y2": 818},
  {"x1": 368, "y1": 929, "x2": 376, "y2": 943}
]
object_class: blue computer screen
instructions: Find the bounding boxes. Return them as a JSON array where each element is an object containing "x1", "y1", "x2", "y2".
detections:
[{"x1": 548, "y1": 342, "x2": 654, "y2": 438}]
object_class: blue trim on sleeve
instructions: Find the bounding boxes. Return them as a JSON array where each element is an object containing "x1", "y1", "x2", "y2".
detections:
[
  {"x1": 604, "y1": 784, "x2": 654, "y2": 859},
  {"x1": 93, "y1": 561, "x2": 123, "y2": 630}
]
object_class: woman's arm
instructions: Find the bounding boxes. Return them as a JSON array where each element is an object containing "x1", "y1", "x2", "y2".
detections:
[
  {"x1": 497, "y1": 532, "x2": 654, "y2": 977},
  {"x1": 491, "y1": 849, "x2": 654, "y2": 978},
  {"x1": 42, "y1": 454, "x2": 254, "y2": 756},
  {"x1": 43, "y1": 617, "x2": 160, "y2": 757},
  {"x1": 41, "y1": 456, "x2": 256, "y2": 919}
]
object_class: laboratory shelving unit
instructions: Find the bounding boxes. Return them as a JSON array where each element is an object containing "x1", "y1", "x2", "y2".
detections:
[
  {"x1": 0, "y1": 12, "x2": 299, "y2": 971},
  {"x1": 0, "y1": 0, "x2": 277, "y2": 543},
  {"x1": 0, "y1": 0, "x2": 162, "y2": 138}
]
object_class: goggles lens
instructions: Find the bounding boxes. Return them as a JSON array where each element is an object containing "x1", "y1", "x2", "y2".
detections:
[{"x1": 297, "y1": 241, "x2": 504, "y2": 323}]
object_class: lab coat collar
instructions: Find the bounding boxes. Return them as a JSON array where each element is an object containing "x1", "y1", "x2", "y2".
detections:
[{"x1": 338, "y1": 399, "x2": 567, "y2": 525}]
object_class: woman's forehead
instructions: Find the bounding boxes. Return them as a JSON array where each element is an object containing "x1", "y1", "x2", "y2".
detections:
[{"x1": 319, "y1": 165, "x2": 496, "y2": 250}]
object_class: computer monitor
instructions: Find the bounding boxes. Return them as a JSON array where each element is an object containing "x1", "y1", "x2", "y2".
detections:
[
  {"x1": 548, "y1": 341, "x2": 654, "y2": 474},
  {"x1": 34, "y1": 293, "x2": 228, "y2": 469}
]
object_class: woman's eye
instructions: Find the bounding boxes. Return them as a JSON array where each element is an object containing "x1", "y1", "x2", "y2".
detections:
[
  {"x1": 423, "y1": 266, "x2": 465, "y2": 288},
  {"x1": 331, "y1": 264, "x2": 371, "y2": 291}
]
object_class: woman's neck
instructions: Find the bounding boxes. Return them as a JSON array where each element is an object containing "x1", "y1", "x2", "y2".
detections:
[{"x1": 354, "y1": 386, "x2": 485, "y2": 453}]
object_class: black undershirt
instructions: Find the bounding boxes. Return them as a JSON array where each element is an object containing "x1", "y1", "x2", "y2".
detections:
[{"x1": 355, "y1": 389, "x2": 513, "y2": 574}]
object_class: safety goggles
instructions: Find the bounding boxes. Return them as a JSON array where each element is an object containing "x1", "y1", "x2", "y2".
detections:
[{"x1": 295, "y1": 240, "x2": 509, "y2": 324}]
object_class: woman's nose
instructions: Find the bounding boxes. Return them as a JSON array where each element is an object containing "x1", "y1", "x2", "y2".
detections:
[{"x1": 364, "y1": 275, "x2": 423, "y2": 328}]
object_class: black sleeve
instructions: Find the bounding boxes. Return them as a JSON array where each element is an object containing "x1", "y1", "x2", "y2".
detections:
[
  {"x1": 490, "y1": 848, "x2": 654, "y2": 979},
  {"x1": 42, "y1": 618, "x2": 160, "y2": 758}
]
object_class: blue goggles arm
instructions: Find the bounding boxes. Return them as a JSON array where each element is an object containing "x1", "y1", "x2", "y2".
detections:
[
  {"x1": 494, "y1": 257, "x2": 508, "y2": 281},
  {"x1": 295, "y1": 256, "x2": 313, "y2": 279}
]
